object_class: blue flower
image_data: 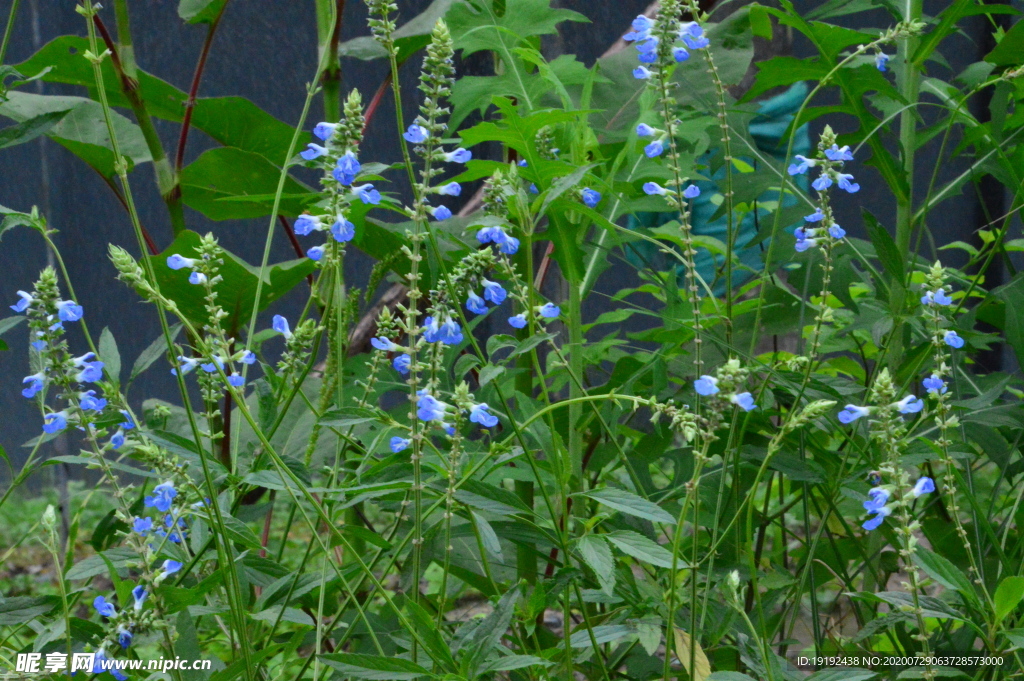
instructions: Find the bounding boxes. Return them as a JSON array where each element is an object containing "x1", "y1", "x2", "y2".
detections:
[
  {"x1": 644, "y1": 140, "x2": 664, "y2": 158},
  {"x1": 228, "y1": 375, "x2": 245, "y2": 388},
  {"x1": 300, "y1": 143, "x2": 327, "y2": 160},
  {"x1": 643, "y1": 181, "x2": 667, "y2": 196},
  {"x1": 131, "y1": 585, "x2": 147, "y2": 612},
  {"x1": 200, "y1": 357, "x2": 224, "y2": 373},
  {"x1": 693, "y1": 375, "x2": 719, "y2": 396},
  {"x1": 863, "y1": 487, "x2": 890, "y2": 514},
  {"x1": 55, "y1": 299, "x2": 83, "y2": 322},
  {"x1": 431, "y1": 205, "x2": 452, "y2": 221},
  {"x1": 836, "y1": 173, "x2": 860, "y2": 193},
  {"x1": 811, "y1": 174, "x2": 833, "y2": 191},
  {"x1": 482, "y1": 279, "x2": 507, "y2": 305},
  {"x1": 166, "y1": 254, "x2": 196, "y2": 270},
  {"x1": 354, "y1": 184, "x2": 382, "y2": 205},
  {"x1": 111, "y1": 429, "x2": 127, "y2": 449},
  {"x1": 633, "y1": 66, "x2": 652, "y2": 80},
  {"x1": 528, "y1": 183, "x2": 539, "y2": 194},
  {"x1": 161, "y1": 559, "x2": 183, "y2": 579},
  {"x1": 117, "y1": 626, "x2": 132, "y2": 650},
  {"x1": 539, "y1": 302, "x2": 560, "y2": 318},
  {"x1": 912, "y1": 476, "x2": 935, "y2": 497},
  {"x1": 466, "y1": 291, "x2": 488, "y2": 315},
  {"x1": 787, "y1": 155, "x2": 816, "y2": 176},
  {"x1": 683, "y1": 185, "x2": 700, "y2": 199},
  {"x1": 403, "y1": 124, "x2": 429, "y2": 144},
  {"x1": 838, "y1": 404, "x2": 870, "y2": 423},
  {"x1": 824, "y1": 144, "x2": 854, "y2": 162},
  {"x1": 437, "y1": 182, "x2": 462, "y2": 197},
  {"x1": 31, "y1": 339, "x2": 46, "y2": 351},
  {"x1": 94, "y1": 595, "x2": 117, "y2": 618},
  {"x1": 10, "y1": 290, "x2": 33, "y2": 312},
  {"x1": 895, "y1": 395, "x2": 924, "y2": 414},
  {"x1": 43, "y1": 410, "x2": 68, "y2": 434},
  {"x1": 239, "y1": 350, "x2": 257, "y2": 365},
  {"x1": 444, "y1": 148, "x2": 472, "y2": 163},
  {"x1": 390, "y1": 436, "x2": 411, "y2": 453},
  {"x1": 509, "y1": 314, "x2": 527, "y2": 329},
  {"x1": 636, "y1": 39, "x2": 658, "y2": 64},
  {"x1": 636, "y1": 123, "x2": 656, "y2": 137},
  {"x1": 730, "y1": 392, "x2": 756, "y2": 411},
  {"x1": 673, "y1": 46, "x2": 690, "y2": 62},
  {"x1": 442, "y1": 422, "x2": 456, "y2": 436},
  {"x1": 828, "y1": 223, "x2": 846, "y2": 239},
  {"x1": 921, "y1": 289, "x2": 953, "y2": 306},
  {"x1": 73, "y1": 352, "x2": 104, "y2": 381},
  {"x1": 293, "y1": 214, "x2": 321, "y2": 236},
  {"x1": 944, "y1": 330, "x2": 964, "y2": 348},
  {"x1": 331, "y1": 218, "x2": 356, "y2": 243},
  {"x1": 499, "y1": 236, "x2": 520, "y2": 255},
  {"x1": 145, "y1": 482, "x2": 177, "y2": 513},
  {"x1": 79, "y1": 390, "x2": 107, "y2": 411},
  {"x1": 476, "y1": 225, "x2": 506, "y2": 245},
  {"x1": 469, "y1": 403, "x2": 498, "y2": 427},
  {"x1": 623, "y1": 15, "x2": 653, "y2": 42},
  {"x1": 794, "y1": 232, "x2": 818, "y2": 253},
  {"x1": 417, "y1": 392, "x2": 447, "y2": 422},
  {"x1": 189, "y1": 271, "x2": 207, "y2": 285},
  {"x1": 393, "y1": 354, "x2": 411, "y2": 375},
  {"x1": 22, "y1": 371, "x2": 45, "y2": 398},
  {"x1": 875, "y1": 53, "x2": 890, "y2": 72},
  {"x1": 679, "y1": 22, "x2": 709, "y2": 49},
  {"x1": 922, "y1": 373, "x2": 946, "y2": 395},
  {"x1": 307, "y1": 245, "x2": 325, "y2": 261},
  {"x1": 805, "y1": 208, "x2": 824, "y2": 222},
  {"x1": 863, "y1": 507, "x2": 890, "y2": 531},
  {"x1": 132, "y1": 517, "x2": 153, "y2": 534},
  {"x1": 371, "y1": 336, "x2": 398, "y2": 352},
  {"x1": 423, "y1": 315, "x2": 464, "y2": 345},
  {"x1": 172, "y1": 356, "x2": 199, "y2": 376},
  {"x1": 273, "y1": 315, "x2": 292, "y2": 338},
  {"x1": 313, "y1": 122, "x2": 336, "y2": 141},
  {"x1": 120, "y1": 410, "x2": 135, "y2": 430},
  {"x1": 581, "y1": 188, "x2": 602, "y2": 208},
  {"x1": 334, "y1": 151, "x2": 361, "y2": 186}
]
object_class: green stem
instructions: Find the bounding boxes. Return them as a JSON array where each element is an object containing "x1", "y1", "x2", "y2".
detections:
[
  {"x1": 0, "y1": 0, "x2": 21, "y2": 65},
  {"x1": 895, "y1": 0, "x2": 922, "y2": 261}
]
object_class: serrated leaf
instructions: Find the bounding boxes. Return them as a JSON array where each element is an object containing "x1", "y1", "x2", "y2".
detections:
[
  {"x1": 913, "y1": 547, "x2": 979, "y2": 608},
  {"x1": 605, "y1": 530, "x2": 675, "y2": 568},
  {"x1": 576, "y1": 535, "x2": 615, "y2": 595},
  {"x1": 581, "y1": 487, "x2": 675, "y2": 524},
  {"x1": 673, "y1": 629, "x2": 711, "y2": 681},
  {"x1": 635, "y1": 618, "x2": 662, "y2": 656}
]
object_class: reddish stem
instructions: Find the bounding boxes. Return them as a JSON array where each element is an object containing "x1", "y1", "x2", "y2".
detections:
[
  {"x1": 100, "y1": 174, "x2": 159, "y2": 254},
  {"x1": 363, "y1": 70, "x2": 393, "y2": 131},
  {"x1": 175, "y1": 4, "x2": 229, "y2": 171}
]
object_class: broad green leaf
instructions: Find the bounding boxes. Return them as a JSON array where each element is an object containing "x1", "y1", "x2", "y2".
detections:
[
  {"x1": 569, "y1": 624, "x2": 635, "y2": 648},
  {"x1": 576, "y1": 534, "x2": 615, "y2": 595},
  {"x1": 338, "y1": 0, "x2": 465, "y2": 63},
  {"x1": 448, "y1": 0, "x2": 586, "y2": 58},
  {"x1": 130, "y1": 324, "x2": 183, "y2": 384},
  {"x1": 636, "y1": 618, "x2": 662, "y2": 655},
  {"x1": 98, "y1": 327, "x2": 121, "y2": 385},
  {"x1": 179, "y1": 0, "x2": 228, "y2": 23},
  {"x1": 65, "y1": 548, "x2": 137, "y2": 580},
  {"x1": 986, "y1": 17, "x2": 1024, "y2": 66},
  {"x1": 581, "y1": 487, "x2": 675, "y2": 524},
  {"x1": 472, "y1": 511, "x2": 503, "y2": 560},
  {"x1": 319, "y1": 653, "x2": 432, "y2": 680},
  {"x1": 913, "y1": 547, "x2": 979, "y2": 608},
  {"x1": 995, "y1": 576, "x2": 1024, "y2": 624},
  {"x1": 478, "y1": 655, "x2": 550, "y2": 673},
  {"x1": 0, "y1": 109, "x2": 67, "y2": 149},
  {"x1": 173, "y1": 611, "x2": 207, "y2": 681},
  {"x1": 862, "y1": 208, "x2": 904, "y2": 283},
  {"x1": 605, "y1": 530, "x2": 675, "y2": 569},
  {"x1": 458, "y1": 589, "x2": 519, "y2": 677},
  {"x1": 0, "y1": 92, "x2": 150, "y2": 177},
  {"x1": 0, "y1": 597, "x2": 59, "y2": 625},
  {"x1": 404, "y1": 600, "x2": 457, "y2": 672},
  {"x1": 250, "y1": 606, "x2": 314, "y2": 627}
]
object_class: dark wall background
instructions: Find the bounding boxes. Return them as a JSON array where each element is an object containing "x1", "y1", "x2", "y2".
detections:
[{"x1": 0, "y1": 0, "x2": 1016, "y2": 474}]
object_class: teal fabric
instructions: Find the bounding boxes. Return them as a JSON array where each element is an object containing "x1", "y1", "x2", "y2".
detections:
[{"x1": 625, "y1": 82, "x2": 811, "y2": 294}]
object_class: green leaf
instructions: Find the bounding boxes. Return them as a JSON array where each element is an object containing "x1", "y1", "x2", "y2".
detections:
[
  {"x1": 862, "y1": 208, "x2": 904, "y2": 283},
  {"x1": 708, "y1": 673, "x2": 759, "y2": 681},
  {"x1": 130, "y1": 324, "x2": 182, "y2": 384},
  {"x1": 338, "y1": 0, "x2": 465, "y2": 63},
  {"x1": 458, "y1": 589, "x2": 519, "y2": 677},
  {"x1": 404, "y1": 600, "x2": 457, "y2": 672},
  {"x1": 251, "y1": 606, "x2": 314, "y2": 627},
  {"x1": 992, "y1": 274, "x2": 1024, "y2": 366},
  {"x1": 178, "y1": 0, "x2": 228, "y2": 23},
  {"x1": 478, "y1": 655, "x2": 551, "y2": 673},
  {"x1": 509, "y1": 331, "x2": 557, "y2": 358},
  {"x1": 0, "y1": 92, "x2": 151, "y2": 177},
  {"x1": 150, "y1": 230, "x2": 315, "y2": 332},
  {"x1": 65, "y1": 547, "x2": 137, "y2": 580},
  {"x1": 174, "y1": 611, "x2": 208, "y2": 681},
  {"x1": 986, "y1": 17, "x2": 1024, "y2": 66},
  {"x1": 913, "y1": 547, "x2": 979, "y2": 608},
  {"x1": 576, "y1": 535, "x2": 615, "y2": 595},
  {"x1": 581, "y1": 487, "x2": 675, "y2": 524},
  {"x1": 995, "y1": 576, "x2": 1024, "y2": 624},
  {"x1": 807, "y1": 670, "x2": 876, "y2": 681},
  {"x1": 605, "y1": 530, "x2": 675, "y2": 568},
  {"x1": 448, "y1": 0, "x2": 586, "y2": 59},
  {"x1": 179, "y1": 147, "x2": 317, "y2": 220},
  {"x1": 0, "y1": 596, "x2": 59, "y2": 625},
  {"x1": 472, "y1": 511, "x2": 503, "y2": 560},
  {"x1": 318, "y1": 654, "x2": 433, "y2": 680},
  {"x1": 569, "y1": 623, "x2": 635, "y2": 648},
  {"x1": 0, "y1": 109, "x2": 67, "y2": 149},
  {"x1": 98, "y1": 327, "x2": 121, "y2": 385}
]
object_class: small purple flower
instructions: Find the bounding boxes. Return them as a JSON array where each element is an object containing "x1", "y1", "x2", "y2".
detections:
[
  {"x1": 22, "y1": 371, "x2": 45, "y2": 398},
  {"x1": 200, "y1": 357, "x2": 224, "y2": 374},
  {"x1": 293, "y1": 214, "x2": 322, "y2": 236},
  {"x1": 730, "y1": 392, "x2": 756, "y2": 411},
  {"x1": 875, "y1": 53, "x2": 890, "y2": 72},
  {"x1": 921, "y1": 289, "x2": 953, "y2": 306},
  {"x1": 55, "y1": 300, "x2": 83, "y2": 322},
  {"x1": 313, "y1": 122, "x2": 336, "y2": 141},
  {"x1": 331, "y1": 218, "x2": 356, "y2": 243},
  {"x1": 166, "y1": 254, "x2": 195, "y2": 270},
  {"x1": 228, "y1": 375, "x2": 245, "y2": 388},
  {"x1": 117, "y1": 625, "x2": 133, "y2": 650},
  {"x1": 444, "y1": 148, "x2": 472, "y2": 163},
  {"x1": 371, "y1": 337, "x2": 399, "y2": 352},
  {"x1": 693, "y1": 375, "x2": 719, "y2": 396},
  {"x1": 393, "y1": 353, "x2": 411, "y2": 375},
  {"x1": 74, "y1": 352, "x2": 105, "y2": 382},
  {"x1": 644, "y1": 140, "x2": 664, "y2": 158},
  {"x1": 354, "y1": 184, "x2": 382, "y2": 205},
  {"x1": 111, "y1": 428, "x2": 127, "y2": 450},
  {"x1": 403, "y1": 124, "x2": 429, "y2": 144},
  {"x1": 437, "y1": 182, "x2": 462, "y2": 197},
  {"x1": 172, "y1": 356, "x2": 199, "y2": 376},
  {"x1": 824, "y1": 144, "x2": 854, "y2": 162},
  {"x1": 636, "y1": 123, "x2": 656, "y2": 137},
  {"x1": 509, "y1": 314, "x2": 527, "y2": 329},
  {"x1": 828, "y1": 223, "x2": 846, "y2": 239},
  {"x1": 633, "y1": 66, "x2": 652, "y2": 80},
  {"x1": 895, "y1": 395, "x2": 924, "y2": 414},
  {"x1": 79, "y1": 390, "x2": 107, "y2": 412},
  {"x1": 539, "y1": 302, "x2": 560, "y2": 318},
  {"x1": 643, "y1": 182, "x2": 667, "y2": 196},
  {"x1": 683, "y1": 185, "x2": 700, "y2": 199},
  {"x1": 836, "y1": 173, "x2": 859, "y2": 193},
  {"x1": 390, "y1": 436, "x2": 411, "y2": 453},
  {"x1": 787, "y1": 155, "x2": 816, "y2": 176},
  {"x1": 300, "y1": 143, "x2": 327, "y2": 161},
  {"x1": 466, "y1": 291, "x2": 488, "y2": 315},
  {"x1": 922, "y1": 373, "x2": 946, "y2": 395},
  {"x1": 581, "y1": 188, "x2": 602, "y2": 208},
  {"x1": 624, "y1": 15, "x2": 653, "y2": 41},
  {"x1": 912, "y1": 476, "x2": 935, "y2": 497},
  {"x1": 499, "y1": 236, "x2": 520, "y2": 255},
  {"x1": 94, "y1": 596, "x2": 117, "y2": 618},
  {"x1": 944, "y1": 330, "x2": 964, "y2": 348},
  {"x1": 160, "y1": 559, "x2": 183, "y2": 578},
  {"x1": 43, "y1": 410, "x2": 68, "y2": 434},
  {"x1": 862, "y1": 488, "x2": 891, "y2": 531},
  {"x1": 239, "y1": 351, "x2": 257, "y2": 365},
  {"x1": 189, "y1": 271, "x2": 208, "y2": 285},
  {"x1": 10, "y1": 290, "x2": 33, "y2": 313},
  {"x1": 307, "y1": 245, "x2": 325, "y2": 261},
  {"x1": 273, "y1": 315, "x2": 292, "y2": 338},
  {"x1": 812, "y1": 174, "x2": 833, "y2": 191},
  {"x1": 431, "y1": 205, "x2": 453, "y2": 221},
  {"x1": 423, "y1": 315, "x2": 463, "y2": 345},
  {"x1": 145, "y1": 482, "x2": 177, "y2": 513},
  {"x1": 838, "y1": 404, "x2": 870, "y2": 424},
  {"x1": 132, "y1": 585, "x2": 147, "y2": 612},
  {"x1": 417, "y1": 392, "x2": 447, "y2": 422},
  {"x1": 132, "y1": 517, "x2": 153, "y2": 534},
  {"x1": 673, "y1": 46, "x2": 690, "y2": 62},
  {"x1": 469, "y1": 403, "x2": 498, "y2": 427},
  {"x1": 482, "y1": 279, "x2": 507, "y2": 305},
  {"x1": 805, "y1": 208, "x2": 824, "y2": 222},
  {"x1": 333, "y1": 151, "x2": 361, "y2": 186}
]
